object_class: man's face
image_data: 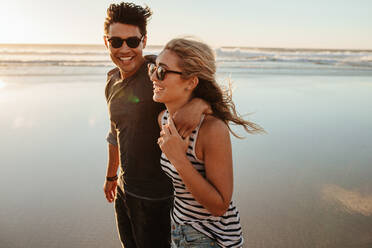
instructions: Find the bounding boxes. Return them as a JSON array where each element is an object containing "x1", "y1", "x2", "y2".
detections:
[{"x1": 105, "y1": 23, "x2": 147, "y2": 78}]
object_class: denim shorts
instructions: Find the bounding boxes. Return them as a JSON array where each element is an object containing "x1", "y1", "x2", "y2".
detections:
[{"x1": 171, "y1": 221, "x2": 220, "y2": 248}]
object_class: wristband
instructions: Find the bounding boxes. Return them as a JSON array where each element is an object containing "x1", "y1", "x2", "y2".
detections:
[{"x1": 106, "y1": 175, "x2": 118, "y2": 181}]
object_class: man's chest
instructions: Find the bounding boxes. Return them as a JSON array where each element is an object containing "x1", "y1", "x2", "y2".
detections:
[{"x1": 108, "y1": 84, "x2": 160, "y2": 129}]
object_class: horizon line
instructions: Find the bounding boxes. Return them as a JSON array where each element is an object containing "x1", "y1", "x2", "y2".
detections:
[{"x1": 0, "y1": 43, "x2": 371, "y2": 52}]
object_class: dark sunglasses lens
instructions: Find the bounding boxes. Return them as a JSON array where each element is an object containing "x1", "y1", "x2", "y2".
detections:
[
  {"x1": 157, "y1": 67, "x2": 166, "y2": 81},
  {"x1": 126, "y1": 37, "x2": 141, "y2": 48},
  {"x1": 109, "y1": 37, "x2": 124, "y2": 48}
]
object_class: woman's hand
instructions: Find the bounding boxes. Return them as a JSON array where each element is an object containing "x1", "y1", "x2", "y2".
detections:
[{"x1": 158, "y1": 117, "x2": 189, "y2": 164}]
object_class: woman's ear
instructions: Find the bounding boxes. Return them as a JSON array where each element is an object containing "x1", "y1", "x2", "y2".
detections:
[{"x1": 186, "y1": 76, "x2": 199, "y2": 91}]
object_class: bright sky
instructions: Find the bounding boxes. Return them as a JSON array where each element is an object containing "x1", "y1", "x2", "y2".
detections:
[{"x1": 1, "y1": 0, "x2": 372, "y2": 49}]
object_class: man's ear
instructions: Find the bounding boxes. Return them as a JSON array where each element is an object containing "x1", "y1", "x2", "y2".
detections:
[
  {"x1": 142, "y1": 35, "x2": 147, "y2": 49},
  {"x1": 103, "y1": 36, "x2": 108, "y2": 49}
]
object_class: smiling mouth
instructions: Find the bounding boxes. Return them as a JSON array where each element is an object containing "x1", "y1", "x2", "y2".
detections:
[
  {"x1": 119, "y1": 56, "x2": 134, "y2": 62},
  {"x1": 153, "y1": 85, "x2": 164, "y2": 93}
]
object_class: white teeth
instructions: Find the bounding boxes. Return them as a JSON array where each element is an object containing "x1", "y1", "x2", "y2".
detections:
[
  {"x1": 153, "y1": 85, "x2": 164, "y2": 90},
  {"x1": 119, "y1": 57, "x2": 132, "y2": 61},
  {"x1": 153, "y1": 85, "x2": 164, "y2": 92}
]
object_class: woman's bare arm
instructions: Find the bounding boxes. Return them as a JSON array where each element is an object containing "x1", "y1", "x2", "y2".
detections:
[{"x1": 159, "y1": 116, "x2": 233, "y2": 216}]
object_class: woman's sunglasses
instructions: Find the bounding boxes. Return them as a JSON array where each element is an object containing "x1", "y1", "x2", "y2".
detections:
[
  {"x1": 107, "y1": 36, "x2": 143, "y2": 49},
  {"x1": 148, "y1": 63, "x2": 182, "y2": 81}
]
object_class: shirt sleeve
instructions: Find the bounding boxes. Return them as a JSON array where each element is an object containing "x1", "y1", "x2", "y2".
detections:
[
  {"x1": 105, "y1": 68, "x2": 119, "y2": 146},
  {"x1": 106, "y1": 121, "x2": 118, "y2": 146}
]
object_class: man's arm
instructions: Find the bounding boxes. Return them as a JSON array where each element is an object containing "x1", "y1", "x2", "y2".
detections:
[
  {"x1": 103, "y1": 143, "x2": 119, "y2": 203},
  {"x1": 104, "y1": 71, "x2": 120, "y2": 203},
  {"x1": 172, "y1": 98, "x2": 212, "y2": 138}
]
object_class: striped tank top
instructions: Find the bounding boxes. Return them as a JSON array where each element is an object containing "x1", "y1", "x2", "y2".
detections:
[{"x1": 160, "y1": 111, "x2": 243, "y2": 248}]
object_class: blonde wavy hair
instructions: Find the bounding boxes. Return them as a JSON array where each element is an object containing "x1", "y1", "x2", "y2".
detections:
[{"x1": 164, "y1": 38, "x2": 265, "y2": 137}]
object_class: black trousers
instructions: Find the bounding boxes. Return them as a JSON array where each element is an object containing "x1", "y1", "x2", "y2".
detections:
[{"x1": 114, "y1": 186, "x2": 173, "y2": 248}]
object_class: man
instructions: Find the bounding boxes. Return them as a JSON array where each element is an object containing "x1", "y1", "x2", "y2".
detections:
[{"x1": 102, "y1": 2, "x2": 210, "y2": 248}]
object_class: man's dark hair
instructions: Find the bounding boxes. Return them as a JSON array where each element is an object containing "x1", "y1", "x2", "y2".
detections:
[{"x1": 104, "y1": 2, "x2": 152, "y2": 36}]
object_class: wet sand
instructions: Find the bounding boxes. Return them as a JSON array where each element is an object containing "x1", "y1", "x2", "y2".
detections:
[{"x1": 1, "y1": 71, "x2": 372, "y2": 247}]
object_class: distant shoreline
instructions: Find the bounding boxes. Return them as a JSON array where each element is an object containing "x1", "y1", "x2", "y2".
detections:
[{"x1": 0, "y1": 43, "x2": 371, "y2": 52}]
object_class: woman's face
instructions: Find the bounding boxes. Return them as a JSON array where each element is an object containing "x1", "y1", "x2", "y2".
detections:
[{"x1": 151, "y1": 49, "x2": 192, "y2": 104}]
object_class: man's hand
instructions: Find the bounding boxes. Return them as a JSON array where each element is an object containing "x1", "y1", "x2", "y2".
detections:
[
  {"x1": 104, "y1": 143, "x2": 119, "y2": 203},
  {"x1": 172, "y1": 98, "x2": 212, "y2": 138},
  {"x1": 103, "y1": 180, "x2": 117, "y2": 203}
]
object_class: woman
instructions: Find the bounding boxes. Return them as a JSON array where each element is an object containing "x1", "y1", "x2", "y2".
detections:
[{"x1": 148, "y1": 38, "x2": 264, "y2": 248}]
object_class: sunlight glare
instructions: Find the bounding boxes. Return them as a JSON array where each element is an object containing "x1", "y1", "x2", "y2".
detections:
[{"x1": 0, "y1": 79, "x2": 7, "y2": 89}]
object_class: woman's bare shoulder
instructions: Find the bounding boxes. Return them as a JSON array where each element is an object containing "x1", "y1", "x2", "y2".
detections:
[{"x1": 199, "y1": 115, "x2": 229, "y2": 139}]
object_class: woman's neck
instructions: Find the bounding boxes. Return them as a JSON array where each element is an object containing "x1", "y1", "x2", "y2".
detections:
[{"x1": 165, "y1": 97, "x2": 191, "y2": 117}]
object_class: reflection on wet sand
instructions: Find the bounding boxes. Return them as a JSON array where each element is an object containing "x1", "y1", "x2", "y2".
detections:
[{"x1": 322, "y1": 184, "x2": 372, "y2": 216}]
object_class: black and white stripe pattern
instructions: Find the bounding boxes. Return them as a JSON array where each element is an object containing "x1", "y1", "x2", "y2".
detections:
[{"x1": 160, "y1": 111, "x2": 243, "y2": 248}]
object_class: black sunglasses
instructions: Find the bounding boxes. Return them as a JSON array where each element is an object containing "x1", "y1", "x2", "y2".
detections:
[
  {"x1": 107, "y1": 36, "x2": 143, "y2": 49},
  {"x1": 148, "y1": 63, "x2": 182, "y2": 81}
]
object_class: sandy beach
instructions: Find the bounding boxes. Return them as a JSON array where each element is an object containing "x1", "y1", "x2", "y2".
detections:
[{"x1": 1, "y1": 45, "x2": 372, "y2": 247}]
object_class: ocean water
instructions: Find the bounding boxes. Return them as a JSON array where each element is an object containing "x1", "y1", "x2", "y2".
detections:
[
  {"x1": 0, "y1": 44, "x2": 372, "y2": 248},
  {"x1": 1, "y1": 44, "x2": 372, "y2": 75}
]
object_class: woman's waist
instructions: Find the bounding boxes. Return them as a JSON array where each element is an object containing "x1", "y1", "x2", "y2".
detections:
[{"x1": 172, "y1": 196, "x2": 241, "y2": 221}]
